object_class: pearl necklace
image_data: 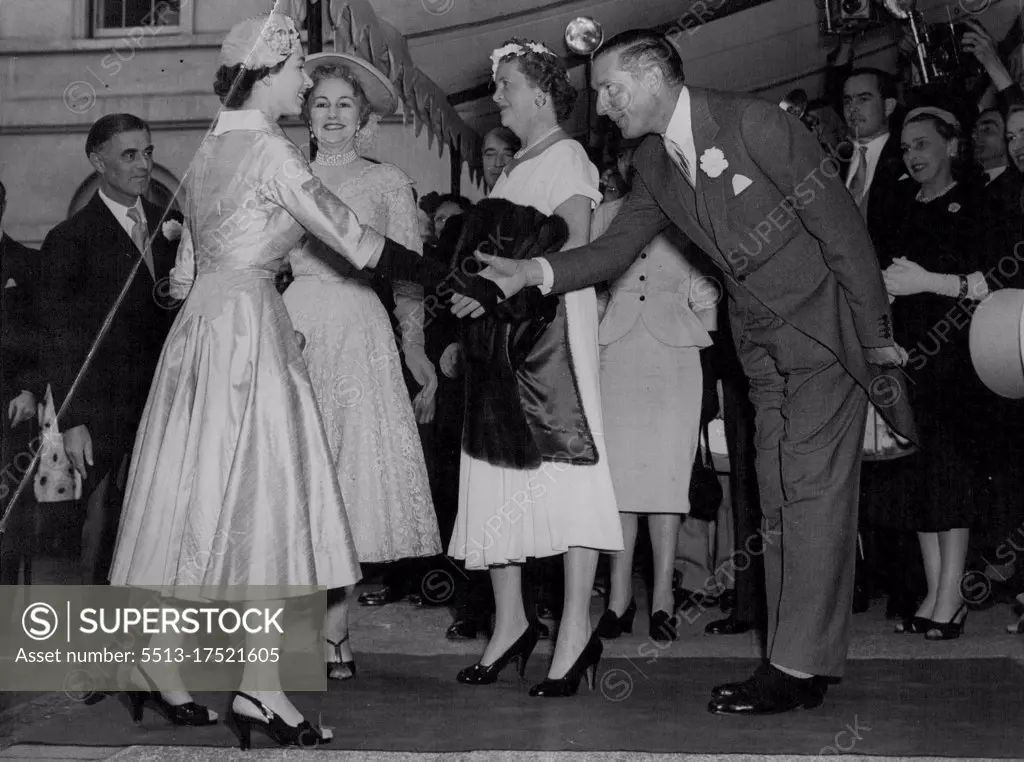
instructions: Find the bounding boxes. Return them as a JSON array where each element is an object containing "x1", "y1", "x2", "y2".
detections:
[
  {"x1": 315, "y1": 148, "x2": 358, "y2": 167},
  {"x1": 513, "y1": 125, "x2": 561, "y2": 159},
  {"x1": 915, "y1": 180, "x2": 957, "y2": 204}
]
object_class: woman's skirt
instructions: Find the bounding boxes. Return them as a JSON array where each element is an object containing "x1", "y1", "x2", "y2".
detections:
[{"x1": 448, "y1": 288, "x2": 623, "y2": 569}]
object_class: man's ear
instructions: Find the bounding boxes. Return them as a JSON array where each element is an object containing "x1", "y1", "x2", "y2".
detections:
[
  {"x1": 642, "y1": 64, "x2": 664, "y2": 96},
  {"x1": 884, "y1": 98, "x2": 897, "y2": 119},
  {"x1": 87, "y1": 151, "x2": 105, "y2": 176}
]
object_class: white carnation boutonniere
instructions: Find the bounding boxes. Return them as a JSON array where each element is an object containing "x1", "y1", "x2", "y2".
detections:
[
  {"x1": 161, "y1": 219, "x2": 183, "y2": 241},
  {"x1": 947, "y1": 202, "x2": 961, "y2": 213},
  {"x1": 700, "y1": 147, "x2": 729, "y2": 178}
]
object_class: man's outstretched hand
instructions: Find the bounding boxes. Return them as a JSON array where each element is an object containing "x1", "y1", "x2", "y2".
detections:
[{"x1": 450, "y1": 249, "x2": 534, "y2": 318}]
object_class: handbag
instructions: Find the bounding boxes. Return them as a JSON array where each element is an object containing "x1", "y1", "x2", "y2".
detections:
[
  {"x1": 688, "y1": 423, "x2": 723, "y2": 522},
  {"x1": 862, "y1": 402, "x2": 916, "y2": 462},
  {"x1": 33, "y1": 385, "x2": 82, "y2": 503}
]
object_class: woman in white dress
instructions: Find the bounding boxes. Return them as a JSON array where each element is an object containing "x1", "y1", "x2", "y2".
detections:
[
  {"x1": 448, "y1": 39, "x2": 623, "y2": 697},
  {"x1": 283, "y1": 52, "x2": 441, "y2": 681}
]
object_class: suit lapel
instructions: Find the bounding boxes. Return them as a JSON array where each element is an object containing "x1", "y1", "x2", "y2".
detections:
[
  {"x1": 643, "y1": 148, "x2": 721, "y2": 265},
  {"x1": 689, "y1": 89, "x2": 729, "y2": 250},
  {"x1": 142, "y1": 198, "x2": 174, "y2": 281},
  {"x1": 86, "y1": 192, "x2": 140, "y2": 261}
]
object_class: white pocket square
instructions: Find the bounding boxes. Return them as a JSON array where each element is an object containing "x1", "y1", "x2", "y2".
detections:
[
  {"x1": 732, "y1": 174, "x2": 753, "y2": 195},
  {"x1": 4, "y1": 278, "x2": 16, "y2": 288}
]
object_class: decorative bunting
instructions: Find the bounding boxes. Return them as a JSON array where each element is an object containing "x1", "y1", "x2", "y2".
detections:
[{"x1": 327, "y1": 0, "x2": 481, "y2": 180}]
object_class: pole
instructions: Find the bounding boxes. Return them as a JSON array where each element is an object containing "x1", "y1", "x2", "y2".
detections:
[
  {"x1": 450, "y1": 140, "x2": 461, "y2": 196},
  {"x1": 307, "y1": 1, "x2": 323, "y2": 54}
]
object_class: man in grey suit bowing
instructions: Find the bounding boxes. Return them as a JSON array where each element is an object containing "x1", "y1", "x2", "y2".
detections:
[{"x1": 456, "y1": 29, "x2": 915, "y2": 715}]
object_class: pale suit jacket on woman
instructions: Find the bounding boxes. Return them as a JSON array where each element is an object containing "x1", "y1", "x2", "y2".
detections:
[{"x1": 595, "y1": 201, "x2": 716, "y2": 348}]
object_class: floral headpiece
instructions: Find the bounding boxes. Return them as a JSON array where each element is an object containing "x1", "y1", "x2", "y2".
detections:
[
  {"x1": 490, "y1": 40, "x2": 565, "y2": 80},
  {"x1": 220, "y1": 12, "x2": 301, "y2": 70}
]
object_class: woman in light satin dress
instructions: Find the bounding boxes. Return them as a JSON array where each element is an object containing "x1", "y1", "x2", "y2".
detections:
[
  {"x1": 283, "y1": 53, "x2": 440, "y2": 681},
  {"x1": 107, "y1": 12, "x2": 498, "y2": 749}
]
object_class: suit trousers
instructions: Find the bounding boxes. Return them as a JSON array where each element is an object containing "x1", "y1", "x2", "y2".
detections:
[
  {"x1": 80, "y1": 453, "x2": 127, "y2": 585},
  {"x1": 722, "y1": 364, "x2": 766, "y2": 627},
  {"x1": 732, "y1": 294, "x2": 867, "y2": 677}
]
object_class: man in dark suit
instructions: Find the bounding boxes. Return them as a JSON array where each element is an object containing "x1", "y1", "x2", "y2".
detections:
[
  {"x1": 37, "y1": 113, "x2": 181, "y2": 585},
  {"x1": 460, "y1": 30, "x2": 915, "y2": 715},
  {"x1": 840, "y1": 68, "x2": 907, "y2": 258},
  {"x1": 0, "y1": 179, "x2": 40, "y2": 583}
]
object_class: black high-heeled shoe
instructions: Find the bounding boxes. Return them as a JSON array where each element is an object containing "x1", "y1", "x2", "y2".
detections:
[
  {"x1": 456, "y1": 622, "x2": 541, "y2": 685},
  {"x1": 126, "y1": 666, "x2": 217, "y2": 726},
  {"x1": 529, "y1": 630, "x2": 602, "y2": 698},
  {"x1": 894, "y1": 615, "x2": 933, "y2": 634},
  {"x1": 227, "y1": 692, "x2": 332, "y2": 751},
  {"x1": 924, "y1": 604, "x2": 968, "y2": 641},
  {"x1": 596, "y1": 599, "x2": 637, "y2": 639},
  {"x1": 325, "y1": 634, "x2": 356, "y2": 681},
  {"x1": 650, "y1": 610, "x2": 678, "y2": 642}
]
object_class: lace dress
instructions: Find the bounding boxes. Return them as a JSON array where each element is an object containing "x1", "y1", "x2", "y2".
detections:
[{"x1": 283, "y1": 162, "x2": 440, "y2": 563}]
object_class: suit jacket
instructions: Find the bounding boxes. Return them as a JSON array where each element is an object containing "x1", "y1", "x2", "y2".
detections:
[
  {"x1": 1, "y1": 233, "x2": 40, "y2": 501},
  {"x1": 36, "y1": 192, "x2": 181, "y2": 474},
  {"x1": 546, "y1": 87, "x2": 915, "y2": 442},
  {"x1": 596, "y1": 208, "x2": 715, "y2": 349},
  {"x1": 847, "y1": 133, "x2": 908, "y2": 262},
  {"x1": 983, "y1": 165, "x2": 1024, "y2": 223},
  {"x1": 0, "y1": 234, "x2": 38, "y2": 399}
]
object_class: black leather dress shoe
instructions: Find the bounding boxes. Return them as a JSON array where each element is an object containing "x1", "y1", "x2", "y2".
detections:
[
  {"x1": 705, "y1": 616, "x2": 754, "y2": 635},
  {"x1": 712, "y1": 661, "x2": 772, "y2": 699},
  {"x1": 708, "y1": 666, "x2": 826, "y2": 715},
  {"x1": 357, "y1": 586, "x2": 404, "y2": 607}
]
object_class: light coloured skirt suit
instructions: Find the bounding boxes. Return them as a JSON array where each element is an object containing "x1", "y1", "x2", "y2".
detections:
[{"x1": 596, "y1": 198, "x2": 717, "y2": 514}]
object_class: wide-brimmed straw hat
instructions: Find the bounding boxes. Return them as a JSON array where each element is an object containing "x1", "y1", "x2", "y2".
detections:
[{"x1": 303, "y1": 52, "x2": 400, "y2": 116}]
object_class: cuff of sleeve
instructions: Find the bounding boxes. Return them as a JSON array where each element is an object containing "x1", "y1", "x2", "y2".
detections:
[
  {"x1": 536, "y1": 257, "x2": 554, "y2": 295},
  {"x1": 360, "y1": 228, "x2": 387, "y2": 270}
]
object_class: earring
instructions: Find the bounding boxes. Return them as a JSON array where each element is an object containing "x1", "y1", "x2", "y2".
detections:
[{"x1": 355, "y1": 113, "x2": 381, "y2": 154}]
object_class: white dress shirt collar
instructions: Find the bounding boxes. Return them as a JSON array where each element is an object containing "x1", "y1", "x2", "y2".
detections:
[
  {"x1": 664, "y1": 87, "x2": 696, "y2": 186},
  {"x1": 986, "y1": 165, "x2": 1007, "y2": 184},
  {"x1": 98, "y1": 187, "x2": 144, "y2": 239}
]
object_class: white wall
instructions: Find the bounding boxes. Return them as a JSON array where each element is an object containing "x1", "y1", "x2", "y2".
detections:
[{"x1": 0, "y1": 0, "x2": 470, "y2": 244}]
